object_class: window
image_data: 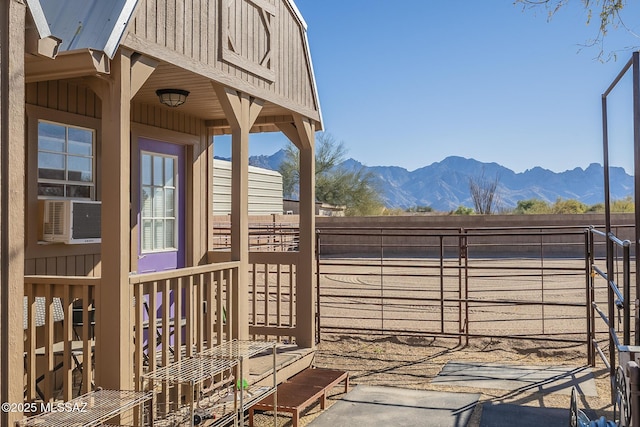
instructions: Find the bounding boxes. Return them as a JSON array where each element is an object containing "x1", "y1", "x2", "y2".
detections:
[
  {"x1": 37, "y1": 120, "x2": 95, "y2": 199},
  {"x1": 140, "y1": 152, "x2": 177, "y2": 252}
]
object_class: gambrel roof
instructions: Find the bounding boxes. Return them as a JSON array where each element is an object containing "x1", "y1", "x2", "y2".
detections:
[{"x1": 25, "y1": 0, "x2": 323, "y2": 129}]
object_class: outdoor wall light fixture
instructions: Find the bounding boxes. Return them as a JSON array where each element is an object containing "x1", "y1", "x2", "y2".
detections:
[{"x1": 156, "y1": 89, "x2": 190, "y2": 107}]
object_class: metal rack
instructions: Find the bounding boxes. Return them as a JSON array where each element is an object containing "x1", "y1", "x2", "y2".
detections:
[
  {"x1": 17, "y1": 389, "x2": 154, "y2": 427},
  {"x1": 142, "y1": 340, "x2": 277, "y2": 427}
]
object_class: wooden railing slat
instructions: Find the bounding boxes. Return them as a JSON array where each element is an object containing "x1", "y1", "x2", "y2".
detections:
[
  {"x1": 23, "y1": 259, "x2": 280, "y2": 403},
  {"x1": 62, "y1": 285, "x2": 72, "y2": 401}
]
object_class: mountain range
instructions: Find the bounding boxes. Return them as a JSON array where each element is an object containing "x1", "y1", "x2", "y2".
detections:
[{"x1": 246, "y1": 150, "x2": 634, "y2": 211}]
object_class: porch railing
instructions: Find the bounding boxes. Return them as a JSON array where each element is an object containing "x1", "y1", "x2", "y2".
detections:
[
  {"x1": 129, "y1": 262, "x2": 238, "y2": 385},
  {"x1": 249, "y1": 252, "x2": 298, "y2": 342},
  {"x1": 23, "y1": 275, "x2": 99, "y2": 402}
]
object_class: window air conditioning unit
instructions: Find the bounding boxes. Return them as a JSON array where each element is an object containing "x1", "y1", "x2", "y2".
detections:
[{"x1": 42, "y1": 200, "x2": 101, "y2": 244}]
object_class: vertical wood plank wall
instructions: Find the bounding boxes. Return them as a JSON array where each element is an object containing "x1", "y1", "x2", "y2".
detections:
[
  {"x1": 25, "y1": 81, "x2": 103, "y2": 277},
  {"x1": 131, "y1": 102, "x2": 200, "y2": 135},
  {"x1": 129, "y1": 0, "x2": 317, "y2": 112},
  {"x1": 24, "y1": 80, "x2": 204, "y2": 276},
  {"x1": 26, "y1": 81, "x2": 102, "y2": 119}
]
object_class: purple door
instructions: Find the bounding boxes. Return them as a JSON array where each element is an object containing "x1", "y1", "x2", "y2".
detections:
[{"x1": 137, "y1": 138, "x2": 185, "y2": 273}]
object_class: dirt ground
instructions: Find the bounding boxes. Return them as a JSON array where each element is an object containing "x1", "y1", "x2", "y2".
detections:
[
  {"x1": 251, "y1": 333, "x2": 614, "y2": 427},
  {"x1": 251, "y1": 257, "x2": 618, "y2": 426}
]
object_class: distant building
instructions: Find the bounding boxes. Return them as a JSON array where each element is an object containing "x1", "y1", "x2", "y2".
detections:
[
  {"x1": 284, "y1": 199, "x2": 345, "y2": 216},
  {"x1": 213, "y1": 159, "x2": 284, "y2": 215}
]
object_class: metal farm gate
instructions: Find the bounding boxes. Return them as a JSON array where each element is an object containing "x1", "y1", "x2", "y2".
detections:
[{"x1": 315, "y1": 226, "x2": 598, "y2": 347}]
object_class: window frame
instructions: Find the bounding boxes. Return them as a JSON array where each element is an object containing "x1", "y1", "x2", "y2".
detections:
[
  {"x1": 139, "y1": 150, "x2": 179, "y2": 254},
  {"x1": 26, "y1": 104, "x2": 102, "y2": 252},
  {"x1": 36, "y1": 119, "x2": 97, "y2": 200}
]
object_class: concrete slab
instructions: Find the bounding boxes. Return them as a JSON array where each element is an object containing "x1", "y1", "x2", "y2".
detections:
[
  {"x1": 480, "y1": 402, "x2": 599, "y2": 427},
  {"x1": 479, "y1": 402, "x2": 591, "y2": 427},
  {"x1": 307, "y1": 385, "x2": 479, "y2": 427},
  {"x1": 431, "y1": 361, "x2": 597, "y2": 396}
]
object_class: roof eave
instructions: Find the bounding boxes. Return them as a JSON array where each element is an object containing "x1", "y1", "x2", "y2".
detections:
[{"x1": 285, "y1": 0, "x2": 324, "y2": 131}]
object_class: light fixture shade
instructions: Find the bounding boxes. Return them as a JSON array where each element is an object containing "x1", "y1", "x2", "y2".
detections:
[{"x1": 156, "y1": 89, "x2": 190, "y2": 107}]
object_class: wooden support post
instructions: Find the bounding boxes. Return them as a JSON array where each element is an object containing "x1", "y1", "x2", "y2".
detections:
[
  {"x1": 213, "y1": 85, "x2": 263, "y2": 340},
  {"x1": 294, "y1": 116, "x2": 316, "y2": 348},
  {"x1": 1, "y1": 2, "x2": 26, "y2": 424},
  {"x1": 278, "y1": 115, "x2": 316, "y2": 348},
  {"x1": 94, "y1": 50, "x2": 133, "y2": 390},
  {"x1": 190, "y1": 123, "x2": 212, "y2": 266}
]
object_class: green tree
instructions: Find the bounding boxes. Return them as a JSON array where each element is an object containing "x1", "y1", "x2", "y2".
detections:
[
  {"x1": 515, "y1": 0, "x2": 630, "y2": 60},
  {"x1": 514, "y1": 199, "x2": 551, "y2": 214},
  {"x1": 552, "y1": 198, "x2": 587, "y2": 214},
  {"x1": 279, "y1": 133, "x2": 384, "y2": 216},
  {"x1": 611, "y1": 196, "x2": 634, "y2": 212},
  {"x1": 452, "y1": 206, "x2": 475, "y2": 215}
]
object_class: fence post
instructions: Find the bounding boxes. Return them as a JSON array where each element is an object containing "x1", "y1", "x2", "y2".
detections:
[
  {"x1": 624, "y1": 241, "x2": 631, "y2": 346},
  {"x1": 439, "y1": 235, "x2": 444, "y2": 335},
  {"x1": 540, "y1": 230, "x2": 545, "y2": 335},
  {"x1": 380, "y1": 229, "x2": 384, "y2": 334},
  {"x1": 585, "y1": 229, "x2": 593, "y2": 366},
  {"x1": 315, "y1": 230, "x2": 321, "y2": 344},
  {"x1": 460, "y1": 228, "x2": 469, "y2": 346}
]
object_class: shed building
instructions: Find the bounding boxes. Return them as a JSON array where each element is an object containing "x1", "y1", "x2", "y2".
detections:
[{"x1": 213, "y1": 158, "x2": 284, "y2": 215}]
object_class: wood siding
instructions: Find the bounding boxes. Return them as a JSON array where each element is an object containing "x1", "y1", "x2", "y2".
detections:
[
  {"x1": 24, "y1": 255, "x2": 101, "y2": 276},
  {"x1": 131, "y1": 101, "x2": 201, "y2": 135},
  {"x1": 24, "y1": 82, "x2": 209, "y2": 277},
  {"x1": 25, "y1": 82, "x2": 102, "y2": 277},
  {"x1": 26, "y1": 81, "x2": 102, "y2": 118},
  {"x1": 126, "y1": 0, "x2": 318, "y2": 118}
]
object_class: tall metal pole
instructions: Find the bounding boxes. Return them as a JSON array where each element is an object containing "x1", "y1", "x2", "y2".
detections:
[
  {"x1": 602, "y1": 79, "x2": 616, "y2": 385},
  {"x1": 633, "y1": 52, "x2": 640, "y2": 347}
]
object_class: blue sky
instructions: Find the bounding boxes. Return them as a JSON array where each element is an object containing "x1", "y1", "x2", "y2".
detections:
[{"x1": 225, "y1": 1, "x2": 640, "y2": 174}]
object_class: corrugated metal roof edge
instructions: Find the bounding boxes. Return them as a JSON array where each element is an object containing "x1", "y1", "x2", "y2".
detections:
[
  {"x1": 25, "y1": 0, "x2": 52, "y2": 38},
  {"x1": 103, "y1": 0, "x2": 139, "y2": 59},
  {"x1": 25, "y1": 0, "x2": 139, "y2": 59}
]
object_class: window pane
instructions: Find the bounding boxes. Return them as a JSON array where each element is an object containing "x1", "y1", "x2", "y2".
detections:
[
  {"x1": 38, "y1": 183, "x2": 64, "y2": 197},
  {"x1": 38, "y1": 122, "x2": 65, "y2": 152},
  {"x1": 68, "y1": 128, "x2": 93, "y2": 155},
  {"x1": 67, "y1": 185, "x2": 91, "y2": 199},
  {"x1": 38, "y1": 153, "x2": 65, "y2": 180},
  {"x1": 142, "y1": 220, "x2": 153, "y2": 251},
  {"x1": 153, "y1": 156, "x2": 163, "y2": 186},
  {"x1": 141, "y1": 186, "x2": 152, "y2": 218},
  {"x1": 165, "y1": 219, "x2": 175, "y2": 248},
  {"x1": 141, "y1": 154, "x2": 152, "y2": 186},
  {"x1": 154, "y1": 220, "x2": 164, "y2": 250},
  {"x1": 165, "y1": 158, "x2": 174, "y2": 187},
  {"x1": 165, "y1": 188, "x2": 175, "y2": 217},
  {"x1": 68, "y1": 156, "x2": 92, "y2": 182},
  {"x1": 37, "y1": 121, "x2": 96, "y2": 201},
  {"x1": 153, "y1": 188, "x2": 164, "y2": 217}
]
